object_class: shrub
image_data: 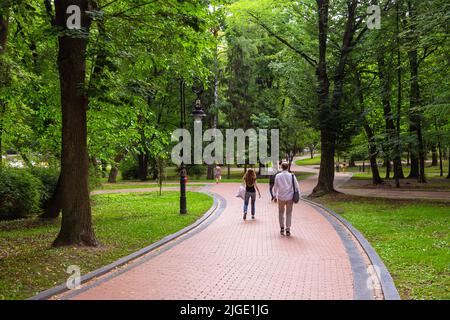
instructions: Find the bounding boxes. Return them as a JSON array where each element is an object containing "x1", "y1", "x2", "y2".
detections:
[
  {"x1": 0, "y1": 167, "x2": 43, "y2": 220},
  {"x1": 29, "y1": 167, "x2": 60, "y2": 209},
  {"x1": 120, "y1": 156, "x2": 139, "y2": 180},
  {"x1": 89, "y1": 166, "x2": 102, "y2": 191},
  {"x1": 186, "y1": 164, "x2": 204, "y2": 178}
]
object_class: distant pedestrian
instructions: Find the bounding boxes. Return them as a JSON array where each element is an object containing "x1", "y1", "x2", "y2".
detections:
[
  {"x1": 242, "y1": 169, "x2": 261, "y2": 221},
  {"x1": 214, "y1": 165, "x2": 222, "y2": 184},
  {"x1": 273, "y1": 162, "x2": 300, "y2": 236}
]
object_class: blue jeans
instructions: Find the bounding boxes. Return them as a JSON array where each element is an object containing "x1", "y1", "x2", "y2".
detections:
[{"x1": 244, "y1": 192, "x2": 256, "y2": 215}]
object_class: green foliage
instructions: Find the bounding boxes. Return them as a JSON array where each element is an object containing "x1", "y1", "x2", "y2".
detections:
[
  {"x1": 185, "y1": 164, "x2": 205, "y2": 178},
  {"x1": 120, "y1": 156, "x2": 139, "y2": 181},
  {"x1": 29, "y1": 167, "x2": 59, "y2": 209},
  {"x1": 0, "y1": 167, "x2": 42, "y2": 220}
]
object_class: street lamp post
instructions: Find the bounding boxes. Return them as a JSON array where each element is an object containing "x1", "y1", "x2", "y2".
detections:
[{"x1": 179, "y1": 77, "x2": 206, "y2": 215}]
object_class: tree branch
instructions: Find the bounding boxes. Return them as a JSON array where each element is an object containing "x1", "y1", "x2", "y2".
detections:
[{"x1": 247, "y1": 11, "x2": 317, "y2": 68}]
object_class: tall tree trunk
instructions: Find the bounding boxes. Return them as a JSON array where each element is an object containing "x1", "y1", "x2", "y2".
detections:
[
  {"x1": 394, "y1": 1, "x2": 404, "y2": 184},
  {"x1": 378, "y1": 52, "x2": 396, "y2": 181},
  {"x1": 385, "y1": 157, "x2": 391, "y2": 179},
  {"x1": 447, "y1": 148, "x2": 450, "y2": 179},
  {"x1": 138, "y1": 153, "x2": 149, "y2": 181},
  {"x1": 53, "y1": 0, "x2": 98, "y2": 247},
  {"x1": 438, "y1": 142, "x2": 443, "y2": 177},
  {"x1": 108, "y1": 166, "x2": 119, "y2": 183},
  {"x1": 313, "y1": 0, "x2": 358, "y2": 196},
  {"x1": 207, "y1": 165, "x2": 215, "y2": 180},
  {"x1": 407, "y1": 132, "x2": 420, "y2": 179},
  {"x1": 355, "y1": 71, "x2": 382, "y2": 184},
  {"x1": 0, "y1": 10, "x2": 8, "y2": 55},
  {"x1": 349, "y1": 157, "x2": 356, "y2": 168},
  {"x1": 408, "y1": 48, "x2": 426, "y2": 183},
  {"x1": 435, "y1": 122, "x2": 443, "y2": 177},
  {"x1": 407, "y1": 1, "x2": 426, "y2": 183},
  {"x1": 365, "y1": 124, "x2": 383, "y2": 185},
  {"x1": 313, "y1": 0, "x2": 334, "y2": 195},
  {"x1": 108, "y1": 151, "x2": 126, "y2": 183},
  {"x1": 431, "y1": 145, "x2": 438, "y2": 166}
]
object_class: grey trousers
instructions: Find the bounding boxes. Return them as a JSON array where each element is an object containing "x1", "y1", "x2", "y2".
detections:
[{"x1": 278, "y1": 200, "x2": 293, "y2": 230}]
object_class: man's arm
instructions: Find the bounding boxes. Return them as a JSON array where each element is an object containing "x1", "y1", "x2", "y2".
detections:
[{"x1": 273, "y1": 175, "x2": 279, "y2": 195}]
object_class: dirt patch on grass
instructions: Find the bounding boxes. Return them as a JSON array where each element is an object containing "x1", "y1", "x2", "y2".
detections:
[{"x1": 0, "y1": 217, "x2": 60, "y2": 232}]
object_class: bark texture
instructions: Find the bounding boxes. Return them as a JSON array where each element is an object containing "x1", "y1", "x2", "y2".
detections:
[{"x1": 53, "y1": 0, "x2": 98, "y2": 247}]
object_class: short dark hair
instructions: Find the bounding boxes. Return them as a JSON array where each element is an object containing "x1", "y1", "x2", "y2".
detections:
[{"x1": 281, "y1": 162, "x2": 289, "y2": 171}]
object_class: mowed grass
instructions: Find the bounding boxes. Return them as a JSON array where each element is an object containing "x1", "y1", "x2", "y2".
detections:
[
  {"x1": 0, "y1": 191, "x2": 213, "y2": 300},
  {"x1": 295, "y1": 156, "x2": 321, "y2": 166},
  {"x1": 349, "y1": 163, "x2": 450, "y2": 190},
  {"x1": 317, "y1": 194, "x2": 450, "y2": 300},
  {"x1": 351, "y1": 161, "x2": 449, "y2": 179}
]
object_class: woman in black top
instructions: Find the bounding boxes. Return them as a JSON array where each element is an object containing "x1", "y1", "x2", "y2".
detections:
[{"x1": 242, "y1": 169, "x2": 261, "y2": 220}]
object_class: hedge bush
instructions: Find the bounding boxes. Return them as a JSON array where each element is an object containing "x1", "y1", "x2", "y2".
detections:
[
  {"x1": 0, "y1": 167, "x2": 43, "y2": 220},
  {"x1": 29, "y1": 167, "x2": 59, "y2": 209},
  {"x1": 120, "y1": 156, "x2": 139, "y2": 180}
]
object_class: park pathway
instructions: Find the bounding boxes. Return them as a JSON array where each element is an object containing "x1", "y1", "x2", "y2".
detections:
[
  {"x1": 291, "y1": 157, "x2": 450, "y2": 201},
  {"x1": 55, "y1": 172, "x2": 383, "y2": 300}
]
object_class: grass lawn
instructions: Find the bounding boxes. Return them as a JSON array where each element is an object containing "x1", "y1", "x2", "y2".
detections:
[
  {"x1": 351, "y1": 161, "x2": 449, "y2": 179},
  {"x1": 348, "y1": 163, "x2": 450, "y2": 191},
  {"x1": 97, "y1": 182, "x2": 206, "y2": 190},
  {"x1": 295, "y1": 156, "x2": 321, "y2": 166},
  {"x1": 317, "y1": 194, "x2": 450, "y2": 300},
  {"x1": 0, "y1": 191, "x2": 213, "y2": 300}
]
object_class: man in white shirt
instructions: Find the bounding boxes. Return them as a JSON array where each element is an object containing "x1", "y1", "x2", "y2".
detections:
[{"x1": 273, "y1": 162, "x2": 300, "y2": 236}]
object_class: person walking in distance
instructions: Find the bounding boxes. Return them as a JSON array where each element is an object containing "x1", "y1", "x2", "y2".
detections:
[
  {"x1": 273, "y1": 162, "x2": 300, "y2": 236},
  {"x1": 214, "y1": 165, "x2": 222, "y2": 184},
  {"x1": 242, "y1": 169, "x2": 261, "y2": 220}
]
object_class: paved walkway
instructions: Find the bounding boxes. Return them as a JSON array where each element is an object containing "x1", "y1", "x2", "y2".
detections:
[{"x1": 56, "y1": 176, "x2": 378, "y2": 300}]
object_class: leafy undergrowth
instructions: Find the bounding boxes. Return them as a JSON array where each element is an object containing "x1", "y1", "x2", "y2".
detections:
[
  {"x1": 316, "y1": 194, "x2": 450, "y2": 300},
  {"x1": 0, "y1": 191, "x2": 213, "y2": 300}
]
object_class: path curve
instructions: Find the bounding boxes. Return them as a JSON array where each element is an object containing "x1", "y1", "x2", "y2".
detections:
[
  {"x1": 53, "y1": 181, "x2": 385, "y2": 300},
  {"x1": 291, "y1": 156, "x2": 449, "y2": 201}
]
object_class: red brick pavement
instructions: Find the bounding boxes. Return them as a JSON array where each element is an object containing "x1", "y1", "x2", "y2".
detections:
[{"x1": 61, "y1": 181, "x2": 357, "y2": 300}]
